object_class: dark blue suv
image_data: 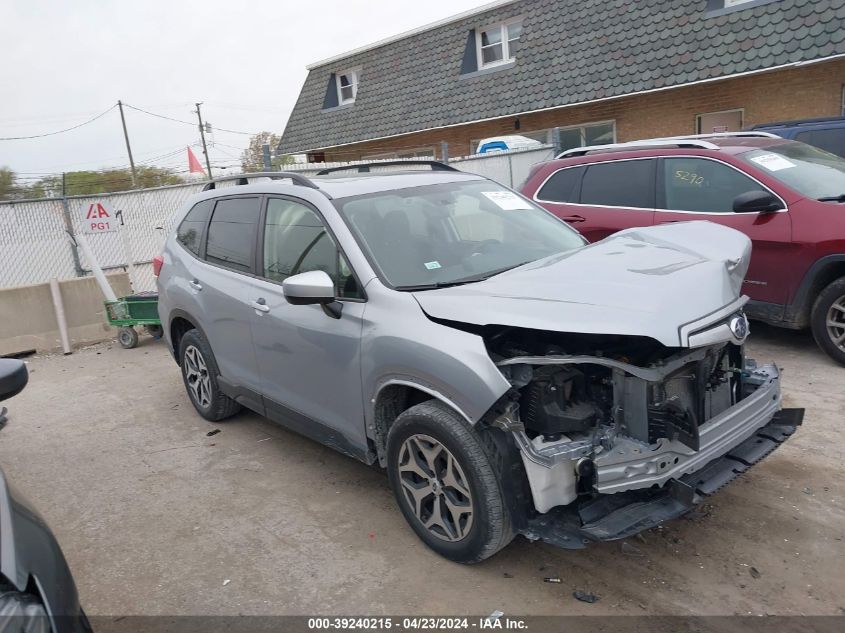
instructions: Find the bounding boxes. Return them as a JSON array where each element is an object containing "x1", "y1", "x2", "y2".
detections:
[{"x1": 752, "y1": 116, "x2": 845, "y2": 158}]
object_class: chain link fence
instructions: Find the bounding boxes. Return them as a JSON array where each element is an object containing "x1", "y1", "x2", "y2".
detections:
[{"x1": 0, "y1": 144, "x2": 556, "y2": 292}]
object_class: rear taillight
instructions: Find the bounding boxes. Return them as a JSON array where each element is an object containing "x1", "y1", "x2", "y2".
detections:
[{"x1": 153, "y1": 254, "x2": 164, "y2": 277}]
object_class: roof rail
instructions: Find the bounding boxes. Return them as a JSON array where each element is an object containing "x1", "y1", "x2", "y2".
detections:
[
  {"x1": 201, "y1": 172, "x2": 320, "y2": 192},
  {"x1": 558, "y1": 139, "x2": 721, "y2": 158},
  {"x1": 315, "y1": 160, "x2": 459, "y2": 175},
  {"x1": 556, "y1": 132, "x2": 782, "y2": 158},
  {"x1": 655, "y1": 131, "x2": 782, "y2": 140}
]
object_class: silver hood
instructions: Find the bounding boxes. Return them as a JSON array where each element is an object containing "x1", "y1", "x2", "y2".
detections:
[{"x1": 413, "y1": 221, "x2": 751, "y2": 348}]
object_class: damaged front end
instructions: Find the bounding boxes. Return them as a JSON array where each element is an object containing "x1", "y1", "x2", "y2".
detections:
[{"x1": 483, "y1": 320, "x2": 803, "y2": 548}]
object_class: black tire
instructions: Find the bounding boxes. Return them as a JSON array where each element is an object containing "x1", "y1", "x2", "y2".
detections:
[
  {"x1": 117, "y1": 326, "x2": 139, "y2": 349},
  {"x1": 386, "y1": 400, "x2": 514, "y2": 563},
  {"x1": 810, "y1": 276, "x2": 845, "y2": 366},
  {"x1": 178, "y1": 329, "x2": 241, "y2": 421}
]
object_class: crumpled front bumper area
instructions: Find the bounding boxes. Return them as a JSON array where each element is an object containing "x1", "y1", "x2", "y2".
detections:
[{"x1": 520, "y1": 408, "x2": 803, "y2": 549}]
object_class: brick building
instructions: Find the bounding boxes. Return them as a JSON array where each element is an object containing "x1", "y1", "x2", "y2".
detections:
[{"x1": 278, "y1": 0, "x2": 845, "y2": 162}]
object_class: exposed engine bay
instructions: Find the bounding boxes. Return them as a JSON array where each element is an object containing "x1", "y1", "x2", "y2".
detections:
[{"x1": 482, "y1": 323, "x2": 780, "y2": 513}]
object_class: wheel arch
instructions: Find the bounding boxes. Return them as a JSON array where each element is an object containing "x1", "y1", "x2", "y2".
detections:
[
  {"x1": 788, "y1": 255, "x2": 845, "y2": 327},
  {"x1": 167, "y1": 309, "x2": 210, "y2": 365},
  {"x1": 370, "y1": 380, "x2": 474, "y2": 467}
]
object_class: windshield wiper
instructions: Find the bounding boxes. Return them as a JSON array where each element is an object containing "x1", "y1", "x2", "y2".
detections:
[
  {"x1": 818, "y1": 194, "x2": 845, "y2": 202},
  {"x1": 394, "y1": 280, "x2": 478, "y2": 291},
  {"x1": 395, "y1": 261, "x2": 534, "y2": 292}
]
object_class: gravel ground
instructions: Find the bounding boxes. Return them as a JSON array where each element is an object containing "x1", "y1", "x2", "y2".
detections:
[{"x1": 0, "y1": 323, "x2": 842, "y2": 616}]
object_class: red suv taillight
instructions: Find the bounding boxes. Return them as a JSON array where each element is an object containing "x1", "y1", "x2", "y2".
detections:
[{"x1": 153, "y1": 254, "x2": 164, "y2": 277}]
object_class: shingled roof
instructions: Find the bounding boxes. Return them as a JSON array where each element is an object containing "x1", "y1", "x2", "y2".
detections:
[{"x1": 278, "y1": 0, "x2": 845, "y2": 154}]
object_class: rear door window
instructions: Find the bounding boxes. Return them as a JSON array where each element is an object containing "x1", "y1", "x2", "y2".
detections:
[
  {"x1": 176, "y1": 199, "x2": 213, "y2": 256},
  {"x1": 579, "y1": 159, "x2": 655, "y2": 208},
  {"x1": 536, "y1": 166, "x2": 584, "y2": 203},
  {"x1": 661, "y1": 158, "x2": 766, "y2": 213},
  {"x1": 795, "y1": 129, "x2": 845, "y2": 159},
  {"x1": 204, "y1": 197, "x2": 261, "y2": 273}
]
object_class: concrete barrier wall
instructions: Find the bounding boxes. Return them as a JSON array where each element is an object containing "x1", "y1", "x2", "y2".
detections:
[{"x1": 0, "y1": 273, "x2": 132, "y2": 356}]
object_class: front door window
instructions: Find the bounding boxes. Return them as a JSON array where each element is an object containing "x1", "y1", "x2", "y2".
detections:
[
  {"x1": 661, "y1": 158, "x2": 767, "y2": 213},
  {"x1": 262, "y1": 198, "x2": 360, "y2": 298}
]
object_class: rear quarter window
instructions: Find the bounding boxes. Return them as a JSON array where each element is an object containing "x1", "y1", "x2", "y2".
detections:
[
  {"x1": 536, "y1": 166, "x2": 584, "y2": 203},
  {"x1": 176, "y1": 199, "x2": 213, "y2": 256}
]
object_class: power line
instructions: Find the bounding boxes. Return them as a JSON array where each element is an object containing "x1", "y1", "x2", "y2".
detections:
[
  {"x1": 0, "y1": 105, "x2": 117, "y2": 141},
  {"x1": 123, "y1": 103, "x2": 260, "y2": 136}
]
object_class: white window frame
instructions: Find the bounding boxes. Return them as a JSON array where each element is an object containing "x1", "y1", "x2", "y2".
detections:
[
  {"x1": 475, "y1": 17, "x2": 523, "y2": 70},
  {"x1": 555, "y1": 120, "x2": 617, "y2": 147},
  {"x1": 336, "y1": 68, "x2": 360, "y2": 106},
  {"x1": 695, "y1": 108, "x2": 744, "y2": 134}
]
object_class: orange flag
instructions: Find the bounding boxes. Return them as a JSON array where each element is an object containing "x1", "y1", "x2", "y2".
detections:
[{"x1": 187, "y1": 146, "x2": 206, "y2": 175}]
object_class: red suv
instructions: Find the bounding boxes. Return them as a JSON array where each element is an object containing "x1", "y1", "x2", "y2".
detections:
[{"x1": 520, "y1": 133, "x2": 845, "y2": 364}]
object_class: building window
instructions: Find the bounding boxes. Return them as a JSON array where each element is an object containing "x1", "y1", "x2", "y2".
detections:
[
  {"x1": 696, "y1": 109, "x2": 744, "y2": 134},
  {"x1": 476, "y1": 19, "x2": 522, "y2": 69},
  {"x1": 364, "y1": 147, "x2": 436, "y2": 160},
  {"x1": 336, "y1": 69, "x2": 359, "y2": 105},
  {"x1": 554, "y1": 121, "x2": 616, "y2": 153},
  {"x1": 469, "y1": 121, "x2": 615, "y2": 154}
]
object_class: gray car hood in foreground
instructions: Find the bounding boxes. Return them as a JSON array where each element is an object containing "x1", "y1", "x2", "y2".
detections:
[{"x1": 413, "y1": 221, "x2": 751, "y2": 348}]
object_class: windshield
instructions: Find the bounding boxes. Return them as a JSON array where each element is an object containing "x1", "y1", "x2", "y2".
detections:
[
  {"x1": 333, "y1": 180, "x2": 586, "y2": 289},
  {"x1": 740, "y1": 142, "x2": 845, "y2": 200}
]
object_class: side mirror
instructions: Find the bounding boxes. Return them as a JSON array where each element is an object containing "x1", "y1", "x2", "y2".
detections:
[
  {"x1": 733, "y1": 190, "x2": 783, "y2": 213},
  {"x1": 0, "y1": 359, "x2": 28, "y2": 403},
  {"x1": 282, "y1": 270, "x2": 336, "y2": 306}
]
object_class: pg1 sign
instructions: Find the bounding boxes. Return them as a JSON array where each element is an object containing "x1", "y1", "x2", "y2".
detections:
[{"x1": 83, "y1": 202, "x2": 118, "y2": 233}]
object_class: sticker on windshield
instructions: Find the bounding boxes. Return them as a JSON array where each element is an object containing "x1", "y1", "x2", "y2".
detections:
[
  {"x1": 749, "y1": 153, "x2": 796, "y2": 172},
  {"x1": 424, "y1": 261, "x2": 442, "y2": 270},
  {"x1": 482, "y1": 191, "x2": 533, "y2": 210}
]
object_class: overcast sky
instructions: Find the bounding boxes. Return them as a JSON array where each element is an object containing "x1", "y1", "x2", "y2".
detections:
[{"x1": 0, "y1": 0, "x2": 489, "y2": 180}]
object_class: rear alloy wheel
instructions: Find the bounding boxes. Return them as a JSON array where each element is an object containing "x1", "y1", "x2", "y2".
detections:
[
  {"x1": 386, "y1": 400, "x2": 514, "y2": 563},
  {"x1": 811, "y1": 277, "x2": 845, "y2": 366},
  {"x1": 178, "y1": 329, "x2": 241, "y2": 421},
  {"x1": 184, "y1": 345, "x2": 212, "y2": 409}
]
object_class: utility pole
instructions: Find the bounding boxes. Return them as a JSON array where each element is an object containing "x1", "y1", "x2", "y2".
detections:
[
  {"x1": 117, "y1": 100, "x2": 137, "y2": 187},
  {"x1": 194, "y1": 102, "x2": 214, "y2": 179},
  {"x1": 262, "y1": 143, "x2": 272, "y2": 171}
]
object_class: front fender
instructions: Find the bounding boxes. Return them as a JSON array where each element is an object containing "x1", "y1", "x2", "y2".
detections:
[
  {"x1": 361, "y1": 284, "x2": 510, "y2": 430},
  {"x1": 0, "y1": 468, "x2": 85, "y2": 627}
]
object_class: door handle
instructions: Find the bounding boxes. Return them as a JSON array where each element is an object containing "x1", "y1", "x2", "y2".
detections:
[
  {"x1": 251, "y1": 298, "x2": 270, "y2": 314},
  {"x1": 561, "y1": 214, "x2": 586, "y2": 223},
  {"x1": 189, "y1": 279, "x2": 203, "y2": 291},
  {"x1": 659, "y1": 220, "x2": 681, "y2": 225}
]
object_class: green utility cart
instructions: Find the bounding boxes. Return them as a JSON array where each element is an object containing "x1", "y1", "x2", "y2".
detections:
[{"x1": 104, "y1": 292, "x2": 163, "y2": 349}]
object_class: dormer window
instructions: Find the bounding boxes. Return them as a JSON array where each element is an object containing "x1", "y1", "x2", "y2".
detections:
[
  {"x1": 476, "y1": 19, "x2": 522, "y2": 69},
  {"x1": 336, "y1": 69, "x2": 359, "y2": 105}
]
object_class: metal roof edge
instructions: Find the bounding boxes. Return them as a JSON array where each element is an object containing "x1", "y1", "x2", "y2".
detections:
[
  {"x1": 283, "y1": 53, "x2": 845, "y2": 154},
  {"x1": 305, "y1": 0, "x2": 519, "y2": 70}
]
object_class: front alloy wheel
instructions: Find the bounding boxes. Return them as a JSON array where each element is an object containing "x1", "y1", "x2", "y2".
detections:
[
  {"x1": 825, "y1": 295, "x2": 845, "y2": 352},
  {"x1": 398, "y1": 434, "x2": 474, "y2": 542},
  {"x1": 183, "y1": 345, "x2": 211, "y2": 409},
  {"x1": 386, "y1": 400, "x2": 515, "y2": 563},
  {"x1": 811, "y1": 277, "x2": 845, "y2": 366}
]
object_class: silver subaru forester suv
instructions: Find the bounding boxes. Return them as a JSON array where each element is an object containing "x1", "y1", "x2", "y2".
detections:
[{"x1": 157, "y1": 164, "x2": 803, "y2": 563}]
